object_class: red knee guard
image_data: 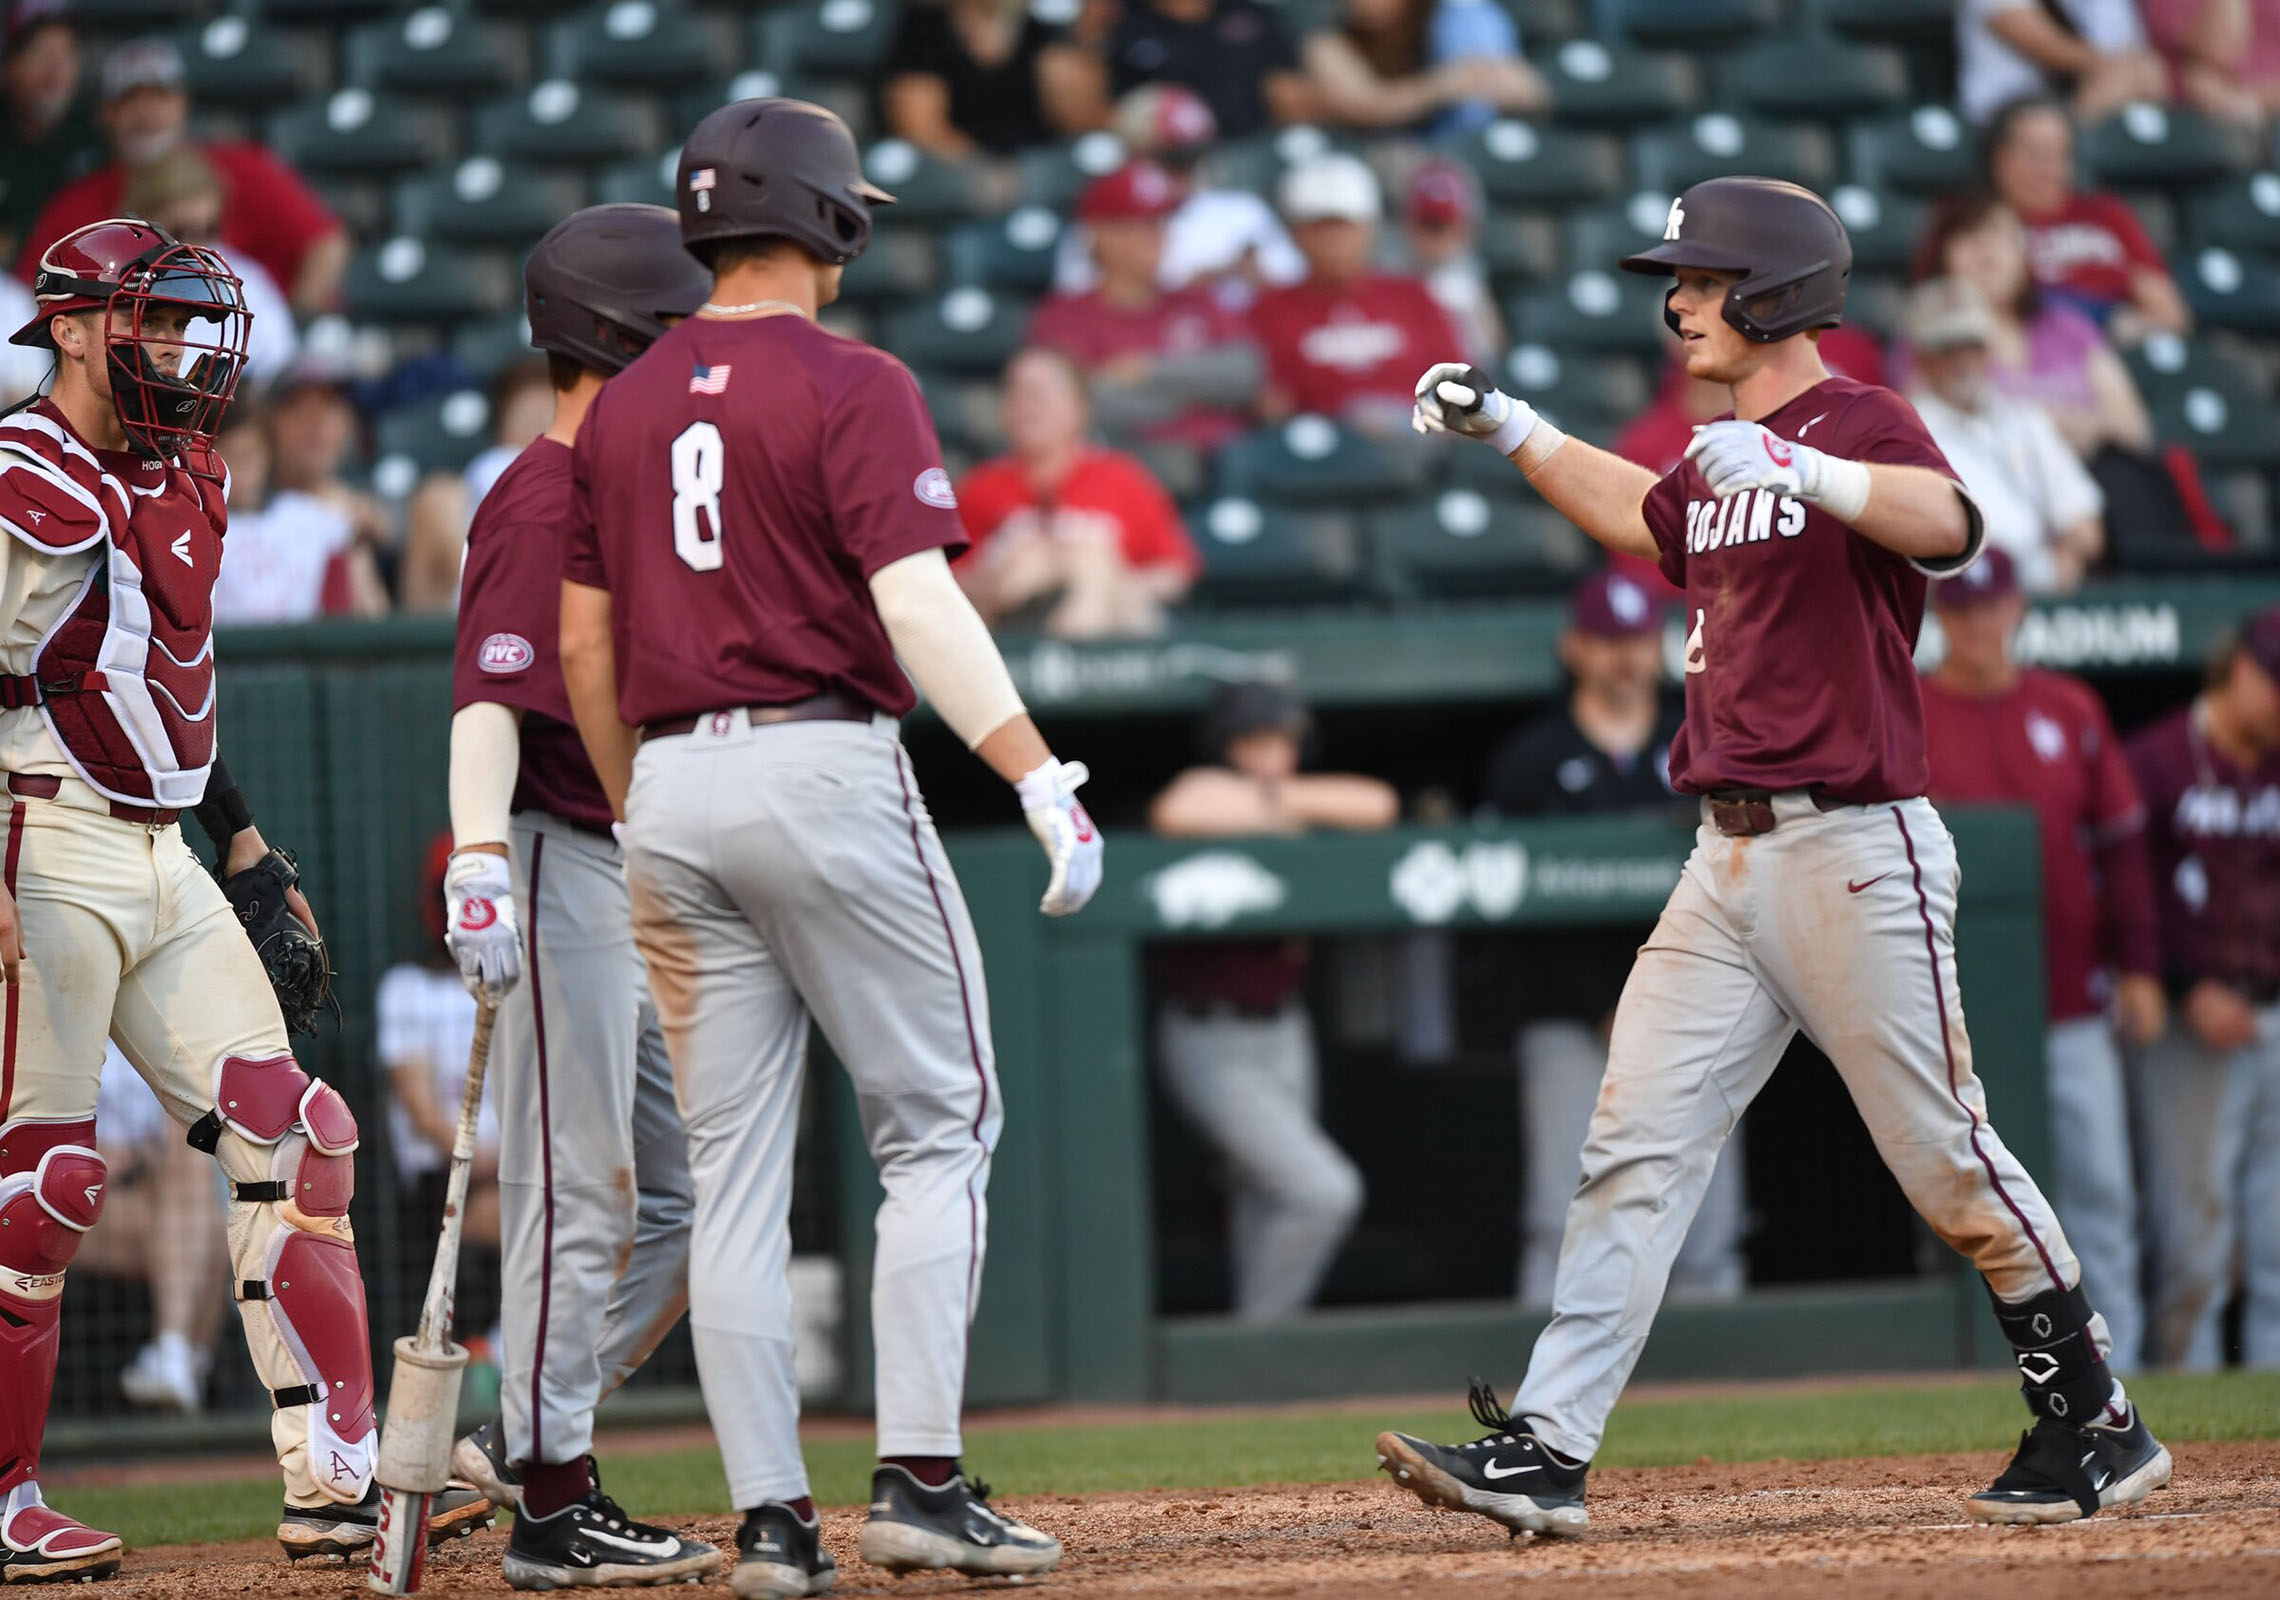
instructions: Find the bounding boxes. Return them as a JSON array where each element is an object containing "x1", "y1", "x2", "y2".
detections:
[{"x1": 0, "y1": 1127, "x2": 102, "y2": 1496}]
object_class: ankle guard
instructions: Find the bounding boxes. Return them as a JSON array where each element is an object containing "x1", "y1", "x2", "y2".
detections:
[{"x1": 1990, "y1": 1282, "x2": 2112, "y2": 1422}]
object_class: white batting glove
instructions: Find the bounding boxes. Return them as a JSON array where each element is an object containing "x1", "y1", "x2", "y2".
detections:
[
  {"x1": 1411, "y1": 361, "x2": 1540, "y2": 455},
  {"x1": 1684, "y1": 420, "x2": 1869, "y2": 521},
  {"x1": 1016, "y1": 756, "x2": 1103, "y2": 917},
  {"x1": 443, "y1": 849, "x2": 521, "y2": 1000}
]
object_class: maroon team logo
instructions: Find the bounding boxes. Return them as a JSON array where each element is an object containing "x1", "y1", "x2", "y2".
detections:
[
  {"x1": 1762, "y1": 435, "x2": 1795, "y2": 468},
  {"x1": 479, "y1": 632, "x2": 534, "y2": 673}
]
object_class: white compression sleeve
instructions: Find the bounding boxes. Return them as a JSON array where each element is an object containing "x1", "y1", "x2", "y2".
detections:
[
  {"x1": 449, "y1": 700, "x2": 521, "y2": 849},
  {"x1": 869, "y1": 547, "x2": 1028, "y2": 750}
]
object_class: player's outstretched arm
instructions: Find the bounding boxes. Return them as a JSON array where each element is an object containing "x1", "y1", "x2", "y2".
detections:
[
  {"x1": 442, "y1": 700, "x2": 524, "y2": 1000},
  {"x1": 870, "y1": 548, "x2": 1103, "y2": 916},
  {"x1": 1685, "y1": 421, "x2": 1978, "y2": 568},
  {"x1": 1412, "y1": 363, "x2": 1661, "y2": 563},
  {"x1": 560, "y1": 578, "x2": 641, "y2": 822}
]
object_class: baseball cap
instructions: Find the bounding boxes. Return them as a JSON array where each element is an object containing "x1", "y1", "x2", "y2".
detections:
[
  {"x1": 1931, "y1": 546, "x2": 2019, "y2": 608},
  {"x1": 3, "y1": 0, "x2": 72, "y2": 60},
  {"x1": 99, "y1": 36, "x2": 183, "y2": 102},
  {"x1": 1569, "y1": 570, "x2": 1662, "y2": 638},
  {"x1": 1111, "y1": 83, "x2": 1216, "y2": 158},
  {"x1": 1903, "y1": 276, "x2": 1997, "y2": 353},
  {"x1": 1077, "y1": 160, "x2": 1182, "y2": 225},
  {"x1": 1404, "y1": 159, "x2": 1478, "y2": 230},
  {"x1": 2243, "y1": 605, "x2": 2280, "y2": 681},
  {"x1": 1279, "y1": 153, "x2": 1382, "y2": 226}
]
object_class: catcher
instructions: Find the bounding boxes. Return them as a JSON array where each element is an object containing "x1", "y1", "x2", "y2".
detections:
[{"x1": 0, "y1": 219, "x2": 486, "y2": 1582}]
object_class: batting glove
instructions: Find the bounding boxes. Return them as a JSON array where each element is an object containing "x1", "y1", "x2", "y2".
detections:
[
  {"x1": 1016, "y1": 756, "x2": 1103, "y2": 917},
  {"x1": 1684, "y1": 420, "x2": 1869, "y2": 521},
  {"x1": 443, "y1": 849, "x2": 521, "y2": 1000},
  {"x1": 1412, "y1": 362, "x2": 1540, "y2": 455}
]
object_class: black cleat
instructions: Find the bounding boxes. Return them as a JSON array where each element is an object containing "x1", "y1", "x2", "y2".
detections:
[
  {"x1": 453, "y1": 1418, "x2": 522, "y2": 1510},
  {"x1": 501, "y1": 1475, "x2": 722, "y2": 1591},
  {"x1": 729, "y1": 1503, "x2": 835, "y2": 1599},
  {"x1": 279, "y1": 1481, "x2": 495, "y2": 1562},
  {"x1": 0, "y1": 1484, "x2": 124, "y2": 1584},
  {"x1": 857, "y1": 1464, "x2": 1061, "y2": 1576},
  {"x1": 1968, "y1": 1403, "x2": 2173, "y2": 1524},
  {"x1": 1375, "y1": 1378, "x2": 1590, "y2": 1537}
]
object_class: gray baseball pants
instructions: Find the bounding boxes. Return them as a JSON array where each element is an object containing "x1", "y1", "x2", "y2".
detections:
[{"x1": 2045, "y1": 1015, "x2": 2142, "y2": 1371}]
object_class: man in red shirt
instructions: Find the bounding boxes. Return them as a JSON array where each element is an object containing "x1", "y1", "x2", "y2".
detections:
[
  {"x1": 1385, "y1": 175, "x2": 2166, "y2": 1535},
  {"x1": 16, "y1": 39, "x2": 346, "y2": 313},
  {"x1": 1247, "y1": 152, "x2": 1463, "y2": 434},
  {"x1": 1920, "y1": 547, "x2": 2164, "y2": 1370},
  {"x1": 1026, "y1": 161, "x2": 1258, "y2": 449}
]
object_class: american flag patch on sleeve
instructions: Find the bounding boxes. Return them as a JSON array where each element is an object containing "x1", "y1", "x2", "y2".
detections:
[{"x1": 689, "y1": 363, "x2": 731, "y2": 395}]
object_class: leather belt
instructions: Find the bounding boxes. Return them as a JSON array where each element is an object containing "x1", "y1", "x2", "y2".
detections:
[
  {"x1": 1704, "y1": 788, "x2": 1850, "y2": 838},
  {"x1": 7, "y1": 772, "x2": 178, "y2": 827},
  {"x1": 641, "y1": 691, "x2": 873, "y2": 743}
]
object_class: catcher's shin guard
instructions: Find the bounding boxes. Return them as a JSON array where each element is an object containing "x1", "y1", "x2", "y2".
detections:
[
  {"x1": 194, "y1": 1054, "x2": 377, "y2": 1505},
  {"x1": 0, "y1": 1121, "x2": 105, "y2": 1497}
]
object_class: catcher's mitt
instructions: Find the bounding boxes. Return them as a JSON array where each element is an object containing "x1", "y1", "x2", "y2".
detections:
[{"x1": 223, "y1": 847, "x2": 336, "y2": 1036}]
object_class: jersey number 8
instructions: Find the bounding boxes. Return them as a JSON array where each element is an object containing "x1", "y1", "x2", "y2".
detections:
[{"x1": 671, "y1": 420, "x2": 725, "y2": 573}]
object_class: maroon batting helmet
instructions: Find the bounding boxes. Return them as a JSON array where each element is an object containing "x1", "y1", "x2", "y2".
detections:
[
  {"x1": 676, "y1": 97, "x2": 895, "y2": 266},
  {"x1": 12, "y1": 217, "x2": 250, "y2": 464},
  {"x1": 1619, "y1": 176, "x2": 1851, "y2": 344},
  {"x1": 526, "y1": 203, "x2": 710, "y2": 377}
]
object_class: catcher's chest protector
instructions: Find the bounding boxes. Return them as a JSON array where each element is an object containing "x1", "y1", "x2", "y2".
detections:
[{"x1": 0, "y1": 412, "x2": 222, "y2": 810}]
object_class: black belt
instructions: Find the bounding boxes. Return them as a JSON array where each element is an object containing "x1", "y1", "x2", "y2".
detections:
[
  {"x1": 641, "y1": 692, "x2": 872, "y2": 743},
  {"x1": 1703, "y1": 788, "x2": 1852, "y2": 837},
  {"x1": 7, "y1": 771, "x2": 177, "y2": 827}
]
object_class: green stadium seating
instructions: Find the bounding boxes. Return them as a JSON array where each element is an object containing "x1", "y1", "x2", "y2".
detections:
[
  {"x1": 345, "y1": 7, "x2": 521, "y2": 97},
  {"x1": 344, "y1": 238, "x2": 518, "y2": 322},
  {"x1": 1846, "y1": 105, "x2": 1980, "y2": 196},
  {"x1": 375, "y1": 388, "x2": 499, "y2": 476},
  {"x1": 450, "y1": 315, "x2": 540, "y2": 383},
  {"x1": 594, "y1": 151, "x2": 679, "y2": 208},
  {"x1": 1017, "y1": 134, "x2": 1133, "y2": 212},
  {"x1": 1375, "y1": 490, "x2": 1592, "y2": 597},
  {"x1": 1508, "y1": 0, "x2": 1583, "y2": 44},
  {"x1": 1456, "y1": 120, "x2": 1626, "y2": 207},
  {"x1": 834, "y1": 227, "x2": 943, "y2": 304},
  {"x1": 945, "y1": 209, "x2": 1066, "y2": 294},
  {"x1": 173, "y1": 15, "x2": 325, "y2": 108},
  {"x1": 1200, "y1": 126, "x2": 1367, "y2": 201},
  {"x1": 2192, "y1": 172, "x2": 2280, "y2": 259},
  {"x1": 676, "y1": 71, "x2": 860, "y2": 139},
  {"x1": 475, "y1": 82, "x2": 663, "y2": 168},
  {"x1": 1561, "y1": 192, "x2": 1671, "y2": 271},
  {"x1": 754, "y1": 0, "x2": 903, "y2": 80},
  {"x1": 2080, "y1": 103, "x2": 2247, "y2": 189},
  {"x1": 858, "y1": 139, "x2": 999, "y2": 221},
  {"x1": 395, "y1": 161, "x2": 586, "y2": 249},
  {"x1": 1128, "y1": 437, "x2": 1208, "y2": 504},
  {"x1": 1827, "y1": 182, "x2": 1926, "y2": 274},
  {"x1": 1494, "y1": 338, "x2": 1653, "y2": 434},
  {"x1": 1719, "y1": 34, "x2": 1910, "y2": 122},
  {"x1": 1608, "y1": 0, "x2": 1780, "y2": 49},
  {"x1": 269, "y1": 89, "x2": 452, "y2": 177},
  {"x1": 880, "y1": 286, "x2": 1030, "y2": 373},
  {"x1": 256, "y1": 0, "x2": 395, "y2": 18},
  {"x1": 2146, "y1": 374, "x2": 2280, "y2": 470},
  {"x1": 1808, "y1": 0, "x2": 1957, "y2": 48},
  {"x1": 1507, "y1": 268, "x2": 1671, "y2": 356},
  {"x1": 1479, "y1": 213, "x2": 1562, "y2": 290},
  {"x1": 1187, "y1": 498, "x2": 1373, "y2": 607},
  {"x1": 1537, "y1": 36, "x2": 1698, "y2": 127},
  {"x1": 1216, "y1": 419, "x2": 1423, "y2": 505},
  {"x1": 546, "y1": 1, "x2": 730, "y2": 88},
  {"x1": 2182, "y1": 246, "x2": 2280, "y2": 336},
  {"x1": 71, "y1": 0, "x2": 204, "y2": 24},
  {"x1": 1633, "y1": 114, "x2": 1838, "y2": 196}
]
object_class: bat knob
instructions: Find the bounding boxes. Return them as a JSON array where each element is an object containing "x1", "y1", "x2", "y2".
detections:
[{"x1": 1453, "y1": 365, "x2": 1498, "y2": 415}]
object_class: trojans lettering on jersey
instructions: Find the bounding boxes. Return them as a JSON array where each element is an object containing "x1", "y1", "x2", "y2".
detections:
[
  {"x1": 0, "y1": 403, "x2": 225, "y2": 809},
  {"x1": 1680, "y1": 488, "x2": 1808, "y2": 554}
]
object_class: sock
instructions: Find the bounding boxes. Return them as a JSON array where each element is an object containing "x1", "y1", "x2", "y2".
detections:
[
  {"x1": 520, "y1": 1457, "x2": 595, "y2": 1519},
  {"x1": 882, "y1": 1455, "x2": 957, "y2": 1488},
  {"x1": 786, "y1": 1496, "x2": 816, "y2": 1523}
]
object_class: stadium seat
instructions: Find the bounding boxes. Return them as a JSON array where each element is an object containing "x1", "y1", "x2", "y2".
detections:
[
  {"x1": 834, "y1": 227, "x2": 943, "y2": 304},
  {"x1": 1607, "y1": 0, "x2": 1780, "y2": 49},
  {"x1": 375, "y1": 388, "x2": 499, "y2": 477},
  {"x1": 879, "y1": 286, "x2": 1029, "y2": 373},
  {"x1": 858, "y1": 138, "x2": 999, "y2": 221},
  {"x1": 1016, "y1": 134, "x2": 1132, "y2": 213},
  {"x1": 1479, "y1": 212, "x2": 1562, "y2": 287},
  {"x1": 1562, "y1": 192, "x2": 1674, "y2": 271},
  {"x1": 344, "y1": 238, "x2": 518, "y2": 322},
  {"x1": 307, "y1": 178, "x2": 389, "y2": 242},
  {"x1": 1507, "y1": 268, "x2": 1671, "y2": 356},
  {"x1": 2181, "y1": 246, "x2": 2280, "y2": 336},
  {"x1": 1719, "y1": 34, "x2": 1909, "y2": 122},
  {"x1": 1846, "y1": 106, "x2": 1980, "y2": 196},
  {"x1": 173, "y1": 15, "x2": 325, "y2": 108},
  {"x1": 344, "y1": 7, "x2": 521, "y2": 97},
  {"x1": 1492, "y1": 339, "x2": 1653, "y2": 437},
  {"x1": 1807, "y1": 0, "x2": 1956, "y2": 48},
  {"x1": 1509, "y1": 0, "x2": 1582, "y2": 44},
  {"x1": 450, "y1": 315, "x2": 540, "y2": 383},
  {"x1": 1827, "y1": 182, "x2": 1926, "y2": 274},
  {"x1": 269, "y1": 89, "x2": 452, "y2": 177},
  {"x1": 395, "y1": 161, "x2": 586, "y2": 249},
  {"x1": 2080, "y1": 103, "x2": 2247, "y2": 189},
  {"x1": 754, "y1": 0, "x2": 903, "y2": 81},
  {"x1": 675, "y1": 70, "x2": 871, "y2": 139},
  {"x1": 1200, "y1": 125, "x2": 1366, "y2": 201},
  {"x1": 944, "y1": 208, "x2": 1065, "y2": 294},
  {"x1": 2191, "y1": 171, "x2": 2280, "y2": 259},
  {"x1": 1376, "y1": 491, "x2": 1592, "y2": 598},
  {"x1": 255, "y1": 0, "x2": 396, "y2": 17},
  {"x1": 1215, "y1": 419, "x2": 1424, "y2": 506},
  {"x1": 1127, "y1": 437, "x2": 1208, "y2": 504},
  {"x1": 545, "y1": 1, "x2": 732, "y2": 88},
  {"x1": 2121, "y1": 329, "x2": 2253, "y2": 407},
  {"x1": 476, "y1": 81, "x2": 663, "y2": 168},
  {"x1": 594, "y1": 150, "x2": 679, "y2": 207},
  {"x1": 1187, "y1": 498, "x2": 1373, "y2": 608},
  {"x1": 2145, "y1": 371, "x2": 2280, "y2": 471},
  {"x1": 1841, "y1": 273, "x2": 1906, "y2": 338},
  {"x1": 1633, "y1": 115, "x2": 1838, "y2": 196},
  {"x1": 70, "y1": 0, "x2": 204, "y2": 24},
  {"x1": 1537, "y1": 36, "x2": 1699, "y2": 127},
  {"x1": 1456, "y1": 120, "x2": 1626, "y2": 207}
]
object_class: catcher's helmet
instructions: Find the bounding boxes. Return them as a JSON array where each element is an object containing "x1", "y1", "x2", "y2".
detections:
[
  {"x1": 526, "y1": 203, "x2": 711, "y2": 377},
  {"x1": 677, "y1": 97, "x2": 896, "y2": 266},
  {"x1": 11, "y1": 217, "x2": 249, "y2": 464},
  {"x1": 1619, "y1": 176, "x2": 1850, "y2": 344}
]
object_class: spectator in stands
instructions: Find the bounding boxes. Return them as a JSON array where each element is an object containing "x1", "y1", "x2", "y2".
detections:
[
  {"x1": 214, "y1": 397, "x2": 386, "y2": 624},
  {"x1": 264, "y1": 360, "x2": 395, "y2": 602},
  {"x1": 2138, "y1": 0, "x2": 2280, "y2": 127},
  {"x1": 2124, "y1": 608, "x2": 2280, "y2": 1370},
  {"x1": 1028, "y1": 161, "x2": 1261, "y2": 448},
  {"x1": 1249, "y1": 153, "x2": 1465, "y2": 433},
  {"x1": 1107, "y1": 0, "x2": 1315, "y2": 140},
  {"x1": 400, "y1": 358, "x2": 555, "y2": 614},
  {"x1": 1904, "y1": 277, "x2": 2106, "y2": 593},
  {"x1": 1149, "y1": 680, "x2": 1388, "y2": 1319},
  {"x1": 1384, "y1": 158, "x2": 1500, "y2": 366},
  {"x1": 0, "y1": 0, "x2": 96, "y2": 263},
  {"x1": 1983, "y1": 95, "x2": 2190, "y2": 341},
  {"x1": 883, "y1": 0, "x2": 1109, "y2": 158},
  {"x1": 1956, "y1": 0, "x2": 2169, "y2": 124},
  {"x1": 17, "y1": 38, "x2": 347, "y2": 314},
  {"x1": 1478, "y1": 572, "x2": 1744, "y2": 1305},
  {"x1": 76, "y1": 1044, "x2": 227, "y2": 1413},
  {"x1": 1915, "y1": 192, "x2": 2154, "y2": 460},
  {"x1": 1302, "y1": 0, "x2": 1546, "y2": 135},
  {"x1": 954, "y1": 346, "x2": 1200, "y2": 637},
  {"x1": 1049, "y1": 84, "x2": 1305, "y2": 304},
  {"x1": 121, "y1": 144, "x2": 296, "y2": 384},
  {"x1": 1920, "y1": 549, "x2": 2165, "y2": 1371}
]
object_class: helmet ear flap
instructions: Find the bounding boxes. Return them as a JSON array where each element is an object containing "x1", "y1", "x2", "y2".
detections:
[{"x1": 1661, "y1": 284, "x2": 1682, "y2": 338}]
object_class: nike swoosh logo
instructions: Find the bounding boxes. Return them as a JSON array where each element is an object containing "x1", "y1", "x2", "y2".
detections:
[
  {"x1": 1480, "y1": 1460, "x2": 1540, "y2": 1480},
  {"x1": 1847, "y1": 874, "x2": 1891, "y2": 894},
  {"x1": 1799, "y1": 412, "x2": 1828, "y2": 436},
  {"x1": 582, "y1": 1528, "x2": 682, "y2": 1557}
]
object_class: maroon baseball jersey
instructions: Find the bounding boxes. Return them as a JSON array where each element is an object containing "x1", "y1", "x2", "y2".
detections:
[
  {"x1": 452, "y1": 437, "x2": 614, "y2": 834},
  {"x1": 2125, "y1": 705, "x2": 2280, "y2": 995},
  {"x1": 1921, "y1": 668, "x2": 2160, "y2": 1021},
  {"x1": 1641, "y1": 377, "x2": 1971, "y2": 804},
  {"x1": 562, "y1": 315, "x2": 966, "y2": 727}
]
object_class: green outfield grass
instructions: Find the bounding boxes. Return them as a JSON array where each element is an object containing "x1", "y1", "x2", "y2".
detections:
[{"x1": 59, "y1": 1370, "x2": 2280, "y2": 1551}]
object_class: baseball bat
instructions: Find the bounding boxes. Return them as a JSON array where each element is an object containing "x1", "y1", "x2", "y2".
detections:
[{"x1": 367, "y1": 996, "x2": 498, "y2": 1596}]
